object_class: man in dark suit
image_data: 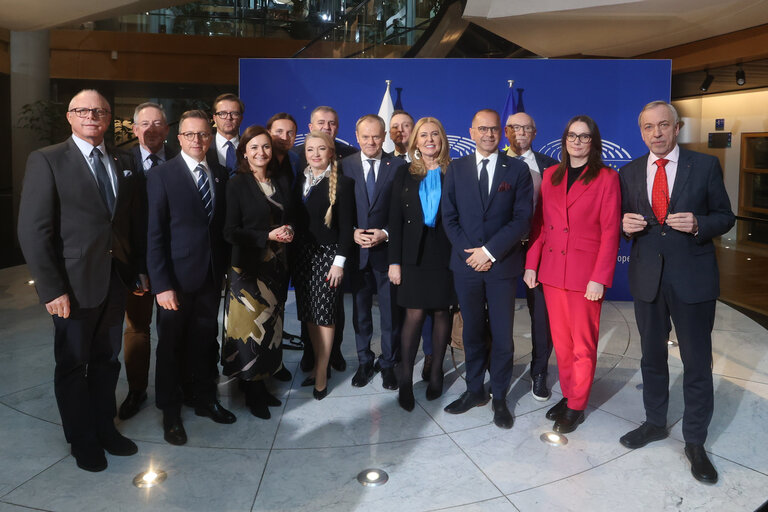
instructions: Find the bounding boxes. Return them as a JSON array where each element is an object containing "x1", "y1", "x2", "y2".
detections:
[
  {"x1": 147, "y1": 109, "x2": 235, "y2": 446},
  {"x1": 505, "y1": 111, "x2": 558, "y2": 402},
  {"x1": 293, "y1": 106, "x2": 355, "y2": 373},
  {"x1": 267, "y1": 112, "x2": 300, "y2": 184},
  {"x1": 118, "y1": 102, "x2": 178, "y2": 421},
  {"x1": 18, "y1": 89, "x2": 143, "y2": 471},
  {"x1": 619, "y1": 101, "x2": 735, "y2": 484},
  {"x1": 344, "y1": 114, "x2": 405, "y2": 389},
  {"x1": 390, "y1": 110, "x2": 414, "y2": 161},
  {"x1": 441, "y1": 109, "x2": 533, "y2": 429},
  {"x1": 207, "y1": 93, "x2": 244, "y2": 176}
]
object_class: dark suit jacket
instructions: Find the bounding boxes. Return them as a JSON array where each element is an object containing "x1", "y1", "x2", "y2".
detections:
[
  {"x1": 130, "y1": 143, "x2": 179, "y2": 175},
  {"x1": 341, "y1": 152, "x2": 405, "y2": 271},
  {"x1": 388, "y1": 165, "x2": 452, "y2": 268},
  {"x1": 18, "y1": 137, "x2": 144, "y2": 308},
  {"x1": 441, "y1": 151, "x2": 533, "y2": 279},
  {"x1": 534, "y1": 151, "x2": 558, "y2": 172},
  {"x1": 146, "y1": 153, "x2": 229, "y2": 294},
  {"x1": 619, "y1": 148, "x2": 735, "y2": 303},
  {"x1": 223, "y1": 172, "x2": 293, "y2": 274},
  {"x1": 292, "y1": 140, "x2": 358, "y2": 172}
]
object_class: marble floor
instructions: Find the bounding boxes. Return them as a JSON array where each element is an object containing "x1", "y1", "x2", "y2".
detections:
[{"x1": 0, "y1": 265, "x2": 767, "y2": 512}]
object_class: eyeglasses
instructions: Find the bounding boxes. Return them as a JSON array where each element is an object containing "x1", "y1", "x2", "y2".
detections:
[
  {"x1": 507, "y1": 124, "x2": 535, "y2": 133},
  {"x1": 214, "y1": 111, "x2": 242, "y2": 119},
  {"x1": 180, "y1": 131, "x2": 212, "y2": 141},
  {"x1": 566, "y1": 132, "x2": 592, "y2": 143},
  {"x1": 475, "y1": 126, "x2": 500, "y2": 134},
  {"x1": 137, "y1": 121, "x2": 166, "y2": 129},
  {"x1": 69, "y1": 107, "x2": 111, "y2": 118}
]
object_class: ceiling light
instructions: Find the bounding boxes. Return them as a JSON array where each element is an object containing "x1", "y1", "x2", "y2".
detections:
[
  {"x1": 736, "y1": 65, "x2": 746, "y2": 86},
  {"x1": 700, "y1": 72, "x2": 714, "y2": 92}
]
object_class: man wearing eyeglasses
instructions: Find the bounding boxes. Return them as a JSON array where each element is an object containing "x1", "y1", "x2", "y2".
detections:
[
  {"x1": 147, "y1": 110, "x2": 235, "y2": 446},
  {"x1": 441, "y1": 109, "x2": 532, "y2": 429},
  {"x1": 18, "y1": 89, "x2": 144, "y2": 472},
  {"x1": 618, "y1": 101, "x2": 734, "y2": 484},
  {"x1": 208, "y1": 93, "x2": 244, "y2": 177},
  {"x1": 505, "y1": 112, "x2": 558, "y2": 403}
]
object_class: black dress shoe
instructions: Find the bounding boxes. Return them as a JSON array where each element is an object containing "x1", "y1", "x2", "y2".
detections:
[
  {"x1": 491, "y1": 399, "x2": 514, "y2": 429},
  {"x1": 329, "y1": 351, "x2": 347, "y2": 372},
  {"x1": 272, "y1": 366, "x2": 292, "y2": 382},
  {"x1": 71, "y1": 444, "x2": 107, "y2": 472},
  {"x1": 444, "y1": 391, "x2": 489, "y2": 414},
  {"x1": 531, "y1": 373, "x2": 551, "y2": 402},
  {"x1": 381, "y1": 367, "x2": 399, "y2": 390},
  {"x1": 398, "y1": 384, "x2": 415, "y2": 412},
  {"x1": 163, "y1": 414, "x2": 187, "y2": 446},
  {"x1": 266, "y1": 392, "x2": 282, "y2": 407},
  {"x1": 118, "y1": 390, "x2": 147, "y2": 420},
  {"x1": 421, "y1": 354, "x2": 433, "y2": 382},
  {"x1": 553, "y1": 407, "x2": 585, "y2": 433},
  {"x1": 351, "y1": 362, "x2": 375, "y2": 387},
  {"x1": 685, "y1": 443, "x2": 718, "y2": 484},
  {"x1": 545, "y1": 397, "x2": 568, "y2": 420},
  {"x1": 194, "y1": 400, "x2": 237, "y2": 424},
  {"x1": 98, "y1": 430, "x2": 138, "y2": 456},
  {"x1": 313, "y1": 387, "x2": 328, "y2": 400},
  {"x1": 619, "y1": 422, "x2": 668, "y2": 449}
]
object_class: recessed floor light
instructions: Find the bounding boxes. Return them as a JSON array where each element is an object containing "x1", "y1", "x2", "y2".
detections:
[
  {"x1": 133, "y1": 469, "x2": 167, "y2": 488},
  {"x1": 357, "y1": 468, "x2": 388, "y2": 487},
  {"x1": 540, "y1": 432, "x2": 568, "y2": 446}
]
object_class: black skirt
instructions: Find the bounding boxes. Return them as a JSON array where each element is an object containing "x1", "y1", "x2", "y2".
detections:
[
  {"x1": 397, "y1": 226, "x2": 456, "y2": 310},
  {"x1": 293, "y1": 242, "x2": 342, "y2": 325}
]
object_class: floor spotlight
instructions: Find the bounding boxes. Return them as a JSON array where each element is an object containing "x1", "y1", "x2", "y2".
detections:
[
  {"x1": 357, "y1": 468, "x2": 388, "y2": 487},
  {"x1": 540, "y1": 431, "x2": 568, "y2": 446},
  {"x1": 736, "y1": 65, "x2": 746, "y2": 86},
  {"x1": 27, "y1": 280, "x2": 35, "y2": 285},
  {"x1": 700, "y1": 72, "x2": 714, "y2": 92},
  {"x1": 133, "y1": 469, "x2": 167, "y2": 488}
]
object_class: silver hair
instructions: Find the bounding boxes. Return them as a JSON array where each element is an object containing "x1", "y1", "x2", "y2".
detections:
[
  {"x1": 638, "y1": 101, "x2": 682, "y2": 128},
  {"x1": 133, "y1": 102, "x2": 167, "y2": 124}
]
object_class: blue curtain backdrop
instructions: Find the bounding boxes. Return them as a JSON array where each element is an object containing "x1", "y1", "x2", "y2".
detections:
[{"x1": 239, "y1": 58, "x2": 672, "y2": 300}]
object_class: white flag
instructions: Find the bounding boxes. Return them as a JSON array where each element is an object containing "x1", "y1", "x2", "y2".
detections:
[{"x1": 378, "y1": 81, "x2": 395, "y2": 153}]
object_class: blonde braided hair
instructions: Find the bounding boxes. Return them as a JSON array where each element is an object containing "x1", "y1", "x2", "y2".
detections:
[{"x1": 305, "y1": 130, "x2": 338, "y2": 228}]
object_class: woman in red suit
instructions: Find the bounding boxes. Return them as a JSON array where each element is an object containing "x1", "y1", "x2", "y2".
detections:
[{"x1": 524, "y1": 115, "x2": 620, "y2": 433}]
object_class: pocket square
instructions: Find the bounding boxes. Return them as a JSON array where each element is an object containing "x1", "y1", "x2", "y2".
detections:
[
  {"x1": 497, "y1": 181, "x2": 511, "y2": 192},
  {"x1": 123, "y1": 169, "x2": 132, "y2": 177}
]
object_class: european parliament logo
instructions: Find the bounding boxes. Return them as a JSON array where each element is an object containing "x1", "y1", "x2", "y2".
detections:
[{"x1": 538, "y1": 138, "x2": 633, "y2": 170}]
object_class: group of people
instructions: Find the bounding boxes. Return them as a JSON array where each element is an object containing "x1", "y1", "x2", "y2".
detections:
[{"x1": 17, "y1": 89, "x2": 734, "y2": 486}]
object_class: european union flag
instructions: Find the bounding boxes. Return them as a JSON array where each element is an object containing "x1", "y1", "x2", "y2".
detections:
[{"x1": 499, "y1": 81, "x2": 517, "y2": 150}]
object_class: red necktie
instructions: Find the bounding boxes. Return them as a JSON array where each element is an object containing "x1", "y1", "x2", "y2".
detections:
[{"x1": 651, "y1": 158, "x2": 669, "y2": 224}]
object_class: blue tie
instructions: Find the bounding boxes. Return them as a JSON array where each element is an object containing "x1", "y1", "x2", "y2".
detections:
[
  {"x1": 225, "y1": 140, "x2": 237, "y2": 176},
  {"x1": 91, "y1": 147, "x2": 115, "y2": 214},
  {"x1": 479, "y1": 158, "x2": 489, "y2": 206},
  {"x1": 196, "y1": 164, "x2": 212, "y2": 219},
  {"x1": 366, "y1": 159, "x2": 376, "y2": 204}
]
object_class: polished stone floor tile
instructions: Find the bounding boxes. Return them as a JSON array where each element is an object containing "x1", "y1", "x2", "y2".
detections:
[{"x1": 431, "y1": 497, "x2": 518, "y2": 512}]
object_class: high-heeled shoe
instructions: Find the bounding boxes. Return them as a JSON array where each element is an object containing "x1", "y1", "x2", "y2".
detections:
[
  {"x1": 301, "y1": 367, "x2": 331, "y2": 387},
  {"x1": 426, "y1": 374, "x2": 444, "y2": 401},
  {"x1": 313, "y1": 387, "x2": 328, "y2": 400},
  {"x1": 398, "y1": 384, "x2": 415, "y2": 412}
]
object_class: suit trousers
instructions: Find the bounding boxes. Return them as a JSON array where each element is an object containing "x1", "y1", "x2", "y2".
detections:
[
  {"x1": 352, "y1": 265, "x2": 401, "y2": 368},
  {"x1": 52, "y1": 266, "x2": 125, "y2": 445},
  {"x1": 454, "y1": 273, "x2": 516, "y2": 398},
  {"x1": 525, "y1": 282, "x2": 553, "y2": 378},
  {"x1": 635, "y1": 274, "x2": 715, "y2": 445},
  {"x1": 155, "y1": 270, "x2": 222, "y2": 413},
  {"x1": 542, "y1": 285, "x2": 601, "y2": 410},
  {"x1": 123, "y1": 291, "x2": 154, "y2": 392}
]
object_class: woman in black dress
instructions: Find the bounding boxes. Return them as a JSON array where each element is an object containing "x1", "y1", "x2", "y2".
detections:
[
  {"x1": 222, "y1": 125, "x2": 294, "y2": 419},
  {"x1": 291, "y1": 130, "x2": 354, "y2": 400},
  {"x1": 388, "y1": 117, "x2": 456, "y2": 411}
]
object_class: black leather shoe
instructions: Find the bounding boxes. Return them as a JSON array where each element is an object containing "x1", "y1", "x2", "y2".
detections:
[
  {"x1": 163, "y1": 414, "x2": 187, "y2": 446},
  {"x1": 266, "y1": 392, "x2": 282, "y2": 407},
  {"x1": 194, "y1": 400, "x2": 237, "y2": 424},
  {"x1": 71, "y1": 444, "x2": 107, "y2": 472},
  {"x1": 531, "y1": 373, "x2": 551, "y2": 402},
  {"x1": 98, "y1": 430, "x2": 138, "y2": 456},
  {"x1": 313, "y1": 387, "x2": 328, "y2": 400},
  {"x1": 381, "y1": 367, "x2": 399, "y2": 390},
  {"x1": 398, "y1": 384, "x2": 415, "y2": 412},
  {"x1": 492, "y1": 399, "x2": 514, "y2": 429},
  {"x1": 118, "y1": 390, "x2": 147, "y2": 420},
  {"x1": 620, "y1": 422, "x2": 668, "y2": 449},
  {"x1": 352, "y1": 362, "x2": 375, "y2": 387},
  {"x1": 329, "y1": 350, "x2": 347, "y2": 372},
  {"x1": 545, "y1": 397, "x2": 568, "y2": 420},
  {"x1": 444, "y1": 391, "x2": 489, "y2": 414},
  {"x1": 685, "y1": 443, "x2": 718, "y2": 484},
  {"x1": 553, "y1": 407, "x2": 585, "y2": 433},
  {"x1": 421, "y1": 354, "x2": 433, "y2": 382},
  {"x1": 272, "y1": 366, "x2": 292, "y2": 382}
]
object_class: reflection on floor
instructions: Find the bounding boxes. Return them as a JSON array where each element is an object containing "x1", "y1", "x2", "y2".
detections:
[{"x1": 0, "y1": 265, "x2": 766, "y2": 512}]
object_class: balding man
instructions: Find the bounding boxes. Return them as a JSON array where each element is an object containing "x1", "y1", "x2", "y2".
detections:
[
  {"x1": 505, "y1": 112, "x2": 558, "y2": 401},
  {"x1": 18, "y1": 89, "x2": 144, "y2": 471}
]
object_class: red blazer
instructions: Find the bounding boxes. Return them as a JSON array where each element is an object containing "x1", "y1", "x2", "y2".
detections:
[{"x1": 525, "y1": 165, "x2": 621, "y2": 292}]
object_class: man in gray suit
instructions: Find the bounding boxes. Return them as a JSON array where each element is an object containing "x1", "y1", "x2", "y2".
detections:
[{"x1": 18, "y1": 89, "x2": 144, "y2": 472}]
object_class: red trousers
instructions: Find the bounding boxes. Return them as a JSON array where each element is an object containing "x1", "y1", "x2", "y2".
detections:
[{"x1": 542, "y1": 285, "x2": 602, "y2": 411}]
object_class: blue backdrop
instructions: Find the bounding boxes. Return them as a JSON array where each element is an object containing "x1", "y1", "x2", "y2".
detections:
[{"x1": 239, "y1": 58, "x2": 671, "y2": 300}]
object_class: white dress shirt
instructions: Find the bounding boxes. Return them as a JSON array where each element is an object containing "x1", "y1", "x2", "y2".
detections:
[
  {"x1": 361, "y1": 150, "x2": 382, "y2": 181},
  {"x1": 508, "y1": 148, "x2": 543, "y2": 210},
  {"x1": 646, "y1": 145, "x2": 679, "y2": 205},
  {"x1": 180, "y1": 151, "x2": 214, "y2": 202},
  {"x1": 139, "y1": 145, "x2": 168, "y2": 171},
  {"x1": 71, "y1": 134, "x2": 117, "y2": 196},
  {"x1": 214, "y1": 132, "x2": 239, "y2": 167}
]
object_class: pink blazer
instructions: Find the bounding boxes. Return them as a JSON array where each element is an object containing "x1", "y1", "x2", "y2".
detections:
[{"x1": 525, "y1": 165, "x2": 621, "y2": 292}]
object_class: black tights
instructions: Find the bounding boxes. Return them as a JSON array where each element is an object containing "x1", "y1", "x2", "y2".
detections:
[{"x1": 399, "y1": 308, "x2": 451, "y2": 390}]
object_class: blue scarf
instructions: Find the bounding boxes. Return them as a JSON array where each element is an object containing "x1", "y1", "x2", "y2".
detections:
[{"x1": 419, "y1": 167, "x2": 441, "y2": 228}]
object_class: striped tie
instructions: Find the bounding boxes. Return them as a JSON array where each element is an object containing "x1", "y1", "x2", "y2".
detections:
[{"x1": 196, "y1": 164, "x2": 212, "y2": 219}]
